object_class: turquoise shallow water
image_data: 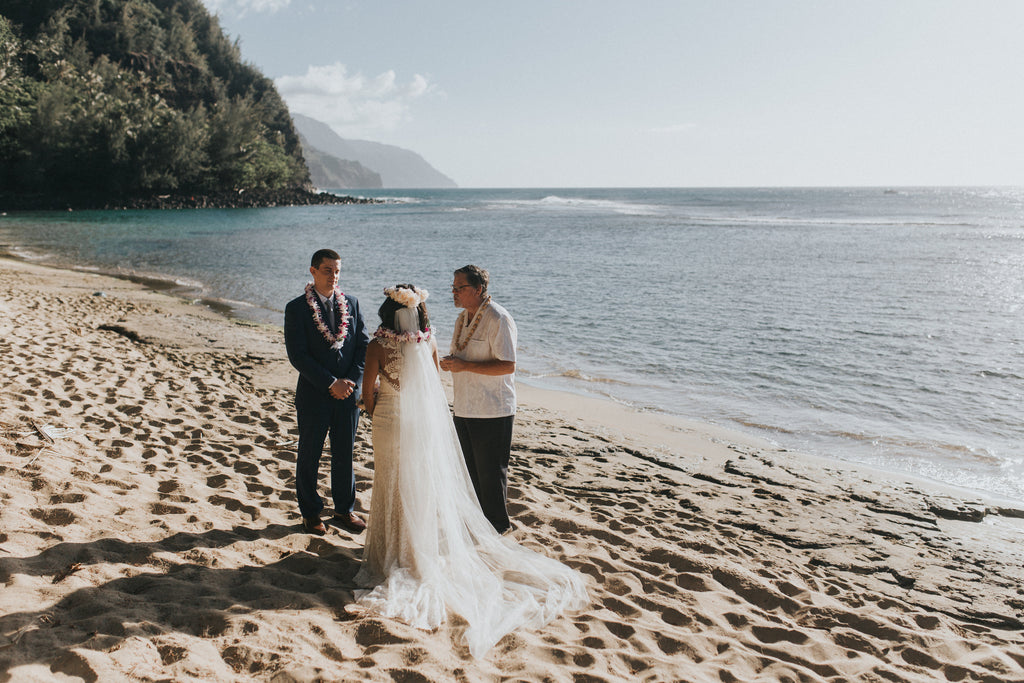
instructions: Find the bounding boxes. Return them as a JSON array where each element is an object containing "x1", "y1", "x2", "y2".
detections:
[{"x1": 3, "y1": 186, "x2": 1022, "y2": 501}]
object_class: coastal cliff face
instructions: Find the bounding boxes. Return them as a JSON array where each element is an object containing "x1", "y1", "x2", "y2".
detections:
[
  {"x1": 297, "y1": 132, "x2": 383, "y2": 190},
  {"x1": 0, "y1": 0, "x2": 310, "y2": 205},
  {"x1": 292, "y1": 113, "x2": 457, "y2": 189}
]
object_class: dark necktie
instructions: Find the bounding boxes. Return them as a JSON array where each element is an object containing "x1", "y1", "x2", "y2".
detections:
[{"x1": 324, "y1": 297, "x2": 336, "y2": 331}]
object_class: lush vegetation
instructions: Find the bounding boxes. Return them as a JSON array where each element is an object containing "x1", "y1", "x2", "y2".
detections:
[{"x1": 0, "y1": 0, "x2": 311, "y2": 204}]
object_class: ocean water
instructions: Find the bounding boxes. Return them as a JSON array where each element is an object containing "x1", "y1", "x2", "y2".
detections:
[{"x1": 2, "y1": 187, "x2": 1022, "y2": 502}]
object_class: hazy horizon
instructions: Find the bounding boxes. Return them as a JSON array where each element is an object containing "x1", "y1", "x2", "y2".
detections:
[{"x1": 201, "y1": 1, "x2": 1024, "y2": 189}]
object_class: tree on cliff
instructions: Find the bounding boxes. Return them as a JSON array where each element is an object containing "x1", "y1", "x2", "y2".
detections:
[{"x1": 0, "y1": 0, "x2": 310, "y2": 200}]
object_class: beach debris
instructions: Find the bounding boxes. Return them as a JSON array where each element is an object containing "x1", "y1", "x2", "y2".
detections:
[
  {"x1": 4, "y1": 421, "x2": 76, "y2": 469},
  {"x1": 0, "y1": 614, "x2": 55, "y2": 649},
  {"x1": 24, "y1": 421, "x2": 74, "y2": 443},
  {"x1": 52, "y1": 563, "x2": 83, "y2": 583},
  {"x1": 31, "y1": 420, "x2": 55, "y2": 444},
  {"x1": 18, "y1": 448, "x2": 52, "y2": 469}
]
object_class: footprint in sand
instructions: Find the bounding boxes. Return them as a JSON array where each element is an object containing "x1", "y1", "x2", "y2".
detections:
[
  {"x1": 31, "y1": 507, "x2": 77, "y2": 526},
  {"x1": 233, "y1": 461, "x2": 259, "y2": 476},
  {"x1": 96, "y1": 477, "x2": 137, "y2": 491},
  {"x1": 572, "y1": 651, "x2": 596, "y2": 667},
  {"x1": 660, "y1": 605, "x2": 691, "y2": 627},
  {"x1": 602, "y1": 619, "x2": 635, "y2": 640},
  {"x1": 507, "y1": 501, "x2": 529, "y2": 516},
  {"x1": 751, "y1": 624, "x2": 810, "y2": 645},
  {"x1": 776, "y1": 580, "x2": 808, "y2": 598},
  {"x1": 207, "y1": 494, "x2": 260, "y2": 521},
  {"x1": 160, "y1": 494, "x2": 197, "y2": 504},
  {"x1": 355, "y1": 619, "x2": 414, "y2": 647},
  {"x1": 149, "y1": 502, "x2": 187, "y2": 516},
  {"x1": 656, "y1": 634, "x2": 688, "y2": 656},
  {"x1": 49, "y1": 493, "x2": 86, "y2": 504},
  {"x1": 244, "y1": 482, "x2": 274, "y2": 496},
  {"x1": 220, "y1": 644, "x2": 277, "y2": 675}
]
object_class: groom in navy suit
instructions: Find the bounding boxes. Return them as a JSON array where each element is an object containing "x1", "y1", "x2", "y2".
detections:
[{"x1": 284, "y1": 249, "x2": 370, "y2": 535}]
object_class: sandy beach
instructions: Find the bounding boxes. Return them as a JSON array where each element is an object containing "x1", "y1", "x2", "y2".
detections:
[{"x1": 1, "y1": 256, "x2": 1023, "y2": 682}]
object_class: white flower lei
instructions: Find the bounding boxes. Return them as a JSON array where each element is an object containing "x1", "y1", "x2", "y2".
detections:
[
  {"x1": 384, "y1": 285, "x2": 429, "y2": 308},
  {"x1": 305, "y1": 282, "x2": 350, "y2": 349},
  {"x1": 373, "y1": 326, "x2": 433, "y2": 344}
]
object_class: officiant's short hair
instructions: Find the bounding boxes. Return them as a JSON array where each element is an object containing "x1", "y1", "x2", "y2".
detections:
[
  {"x1": 455, "y1": 265, "x2": 489, "y2": 294},
  {"x1": 311, "y1": 249, "x2": 341, "y2": 268}
]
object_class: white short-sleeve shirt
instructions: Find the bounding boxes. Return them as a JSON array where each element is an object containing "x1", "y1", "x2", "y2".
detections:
[{"x1": 450, "y1": 301, "x2": 517, "y2": 418}]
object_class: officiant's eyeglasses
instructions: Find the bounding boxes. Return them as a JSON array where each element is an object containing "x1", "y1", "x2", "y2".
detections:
[{"x1": 451, "y1": 285, "x2": 475, "y2": 292}]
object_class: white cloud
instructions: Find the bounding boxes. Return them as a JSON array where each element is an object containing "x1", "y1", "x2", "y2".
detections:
[
  {"x1": 275, "y1": 62, "x2": 433, "y2": 138},
  {"x1": 201, "y1": 0, "x2": 291, "y2": 16}
]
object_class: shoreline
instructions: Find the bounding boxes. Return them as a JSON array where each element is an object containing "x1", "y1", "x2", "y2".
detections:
[
  {"x1": 4, "y1": 246, "x2": 1023, "y2": 514},
  {"x1": 517, "y1": 381, "x2": 1024, "y2": 513},
  {"x1": 2, "y1": 256, "x2": 1023, "y2": 681},
  {"x1": 4, "y1": 228, "x2": 1019, "y2": 507}
]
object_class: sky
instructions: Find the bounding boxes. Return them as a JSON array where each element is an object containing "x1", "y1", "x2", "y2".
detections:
[{"x1": 199, "y1": 0, "x2": 1024, "y2": 188}]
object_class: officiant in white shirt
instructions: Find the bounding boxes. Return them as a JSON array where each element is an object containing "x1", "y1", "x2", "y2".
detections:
[{"x1": 440, "y1": 265, "x2": 517, "y2": 534}]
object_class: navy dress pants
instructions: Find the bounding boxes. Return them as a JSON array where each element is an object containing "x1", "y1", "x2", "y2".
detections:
[{"x1": 295, "y1": 388, "x2": 359, "y2": 519}]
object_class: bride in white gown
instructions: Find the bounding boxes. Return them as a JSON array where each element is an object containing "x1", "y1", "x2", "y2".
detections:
[{"x1": 353, "y1": 285, "x2": 588, "y2": 657}]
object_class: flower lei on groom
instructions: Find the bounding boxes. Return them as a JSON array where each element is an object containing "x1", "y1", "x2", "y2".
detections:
[{"x1": 304, "y1": 281, "x2": 351, "y2": 349}]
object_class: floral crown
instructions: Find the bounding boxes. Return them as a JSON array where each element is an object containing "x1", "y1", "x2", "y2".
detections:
[{"x1": 384, "y1": 285, "x2": 429, "y2": 308}]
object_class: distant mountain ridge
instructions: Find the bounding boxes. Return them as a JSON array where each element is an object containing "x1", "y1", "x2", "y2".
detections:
[
  {"x1": 297, "y1": 133, "x2": 383, "y2": 189},
  {"x1": 293, "y1": 114, "x2": 457, "y2": 189}
]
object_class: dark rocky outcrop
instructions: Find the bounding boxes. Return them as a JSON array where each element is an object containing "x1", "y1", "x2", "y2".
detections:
[{"x1": 0, "y1": 188, "x2": 380, "y2": 211}]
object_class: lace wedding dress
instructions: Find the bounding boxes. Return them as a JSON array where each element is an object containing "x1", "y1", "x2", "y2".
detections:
[{"x1": 353, "y1": 308, "x2": 587, "y2": 657}]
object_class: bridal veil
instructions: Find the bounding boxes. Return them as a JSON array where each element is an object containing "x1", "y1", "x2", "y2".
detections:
[{"x1": 354, "y1": 306, "x2": 587, "y2": 657}]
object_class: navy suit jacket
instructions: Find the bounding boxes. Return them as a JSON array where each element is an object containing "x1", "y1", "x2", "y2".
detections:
[{"x1": 284, "y1": 291, "x2": 370, "y2": 402}]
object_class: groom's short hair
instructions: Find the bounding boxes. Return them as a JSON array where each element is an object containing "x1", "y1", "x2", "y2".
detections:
[
  {"x1": 455, "y1": 265, "x2": 489, "y2": 294},
  {"x1": 311, "y1": 249, "x2": 341, "y2": 268}
]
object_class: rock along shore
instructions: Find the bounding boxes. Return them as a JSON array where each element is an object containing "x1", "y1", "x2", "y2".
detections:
[{"x1": 0, "y1": 188, "x2": 381, "y2": 211}]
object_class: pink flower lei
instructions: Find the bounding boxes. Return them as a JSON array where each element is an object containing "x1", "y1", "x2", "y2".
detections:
[
  {"x1": 305, "y1": 283, "x2": 350, "y2": 349},
  {"x1": 373, "y1": 326, "x2": 433, "y2": 344}
]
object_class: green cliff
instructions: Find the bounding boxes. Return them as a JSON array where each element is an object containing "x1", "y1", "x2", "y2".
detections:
[{"x1": 0, "y1": 0, "x2": 313, "y2": 206}]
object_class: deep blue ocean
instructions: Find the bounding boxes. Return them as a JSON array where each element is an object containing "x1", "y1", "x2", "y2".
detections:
[{"x1": 2, "y1": 187, "x2": 1022, "y2": 502}]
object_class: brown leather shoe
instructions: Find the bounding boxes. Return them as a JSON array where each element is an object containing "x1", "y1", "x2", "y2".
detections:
[
  {"x1": 302, "y1": 516, "x2": 327, "y2": 535},
  {"x1": 331, "y1": 512, "x2": 366, "y2": 534}
]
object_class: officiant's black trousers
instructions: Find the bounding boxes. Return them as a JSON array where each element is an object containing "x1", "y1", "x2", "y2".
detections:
[{"x1": 454, "y1": 415, "x2": 514, "y2": 533}]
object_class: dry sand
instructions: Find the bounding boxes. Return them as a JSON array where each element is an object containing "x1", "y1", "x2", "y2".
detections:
[{"x1": 1, "y1": 256, "x2": 1023, "y2": 682}]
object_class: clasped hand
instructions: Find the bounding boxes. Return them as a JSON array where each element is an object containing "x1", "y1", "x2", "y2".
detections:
[{"x1": 329, "y1": 378, "x2": 356, "y2": 400}]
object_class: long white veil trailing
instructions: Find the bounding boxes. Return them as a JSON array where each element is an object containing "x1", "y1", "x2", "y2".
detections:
[{"x1": 354, "y1": 306, "x2": 587, "y2": 657}]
